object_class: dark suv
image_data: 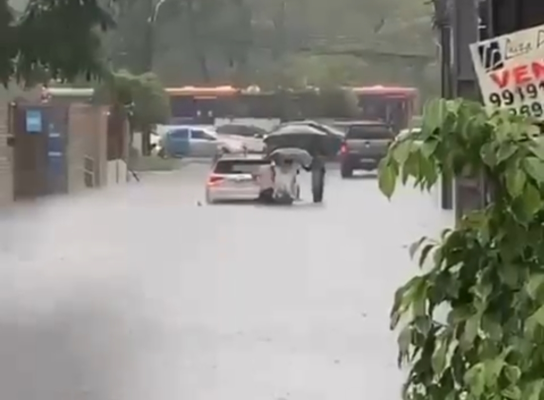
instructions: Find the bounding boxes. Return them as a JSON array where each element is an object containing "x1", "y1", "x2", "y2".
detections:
[{"x1": 336, "y1": 121, "x2": 395, "y2": 178}]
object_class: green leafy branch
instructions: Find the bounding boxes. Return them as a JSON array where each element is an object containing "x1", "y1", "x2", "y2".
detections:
[
  {"x1": 94, "y1": 69, "x2": 170, "y2": 132},
  {"x1": 379, "y1": 98, "x2": 544, "y2": 400}
]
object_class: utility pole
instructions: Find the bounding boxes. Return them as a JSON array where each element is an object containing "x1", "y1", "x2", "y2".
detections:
[
  {"x1": 272, "y1": 1, "x2": 287, "y2": 60},
  {"x1": 140, "y1": 0, "x2": 168, "y2": 155},
  {"x1": 437, "y1": 0, "x2": 487, "y2": 218},
  {"x1": 451, "y1": 0, "x2": 486, "y2": 220},
  {"x1": 434, "y1": 0, "x2": 454, "y2": 210}
]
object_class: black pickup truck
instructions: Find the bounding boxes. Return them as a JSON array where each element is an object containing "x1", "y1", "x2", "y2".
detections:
[{"x1": 335, "y1": 121, "x2": 395, "y2": 178}]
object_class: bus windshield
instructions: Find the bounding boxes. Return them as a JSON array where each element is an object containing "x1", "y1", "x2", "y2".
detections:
[{"x1": 359, "y1": 95, "x2": 413, "y2": 132}]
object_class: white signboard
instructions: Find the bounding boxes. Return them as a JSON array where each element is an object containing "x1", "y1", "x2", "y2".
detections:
[{"x1": 469, "y1": 23, "x2": 544, "y2": 118}]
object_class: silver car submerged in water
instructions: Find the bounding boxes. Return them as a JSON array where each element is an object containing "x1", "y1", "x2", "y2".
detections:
[
  {"x1": 205, "y1": 154, "x2": 302, "y2": 204},
  {"x1": 205, "y1": 155, "x2": 272, "y2": 203}
]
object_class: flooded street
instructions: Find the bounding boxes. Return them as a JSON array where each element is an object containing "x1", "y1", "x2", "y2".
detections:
[{"x1": 0, "y1": 165, "x2": 452, "y2": 400}]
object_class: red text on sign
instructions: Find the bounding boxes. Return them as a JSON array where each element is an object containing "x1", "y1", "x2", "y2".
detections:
[{"x1": 489, "y1": 61, "x2": 544, "y2": 88}]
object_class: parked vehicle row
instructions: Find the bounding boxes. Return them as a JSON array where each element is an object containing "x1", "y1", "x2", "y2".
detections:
[
  {"x1": 200, "y1": 119, "x2": 406, "y2": 205},
  {"x1": 156, "y1": 119, "x2": 400, "y2": 181}
]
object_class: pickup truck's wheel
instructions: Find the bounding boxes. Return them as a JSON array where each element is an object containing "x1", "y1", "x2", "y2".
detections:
[{"x1": 341, "y1": 166, "x2": 353, "y2": 178}]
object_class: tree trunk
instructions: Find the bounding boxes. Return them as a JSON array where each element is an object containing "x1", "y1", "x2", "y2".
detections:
[
  {"x1": 272, "y1": 0, "x2": 286, "y2": 59},
  {"x1": 142, "y1": 0, "x2": 154, "y2": 73},
  {"x1": 230, "y1": 0, "x2": 252, "y2": 85},
  {"x1": 187, "y1": 0, "x2": 211, "y2": 82},
  {"x1": 196, "y1": 53, "x2": 211, "y2": 82},
  {"x1": 141, "y1": 127, "x2": 151, "y2": 156}
]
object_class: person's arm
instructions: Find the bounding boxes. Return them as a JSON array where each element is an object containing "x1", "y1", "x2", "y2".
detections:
[{"x1": 302, "y1": 160, "x2": 312, "y2": 171}]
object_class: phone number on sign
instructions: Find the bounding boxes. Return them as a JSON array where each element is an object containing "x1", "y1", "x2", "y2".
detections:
[{"x1": 487, "y1": 81, "x2": 544, "y2": 117}]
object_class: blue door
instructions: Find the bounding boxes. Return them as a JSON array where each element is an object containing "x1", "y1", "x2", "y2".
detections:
[
  {"x1": 164, "y1": 128, "x2": 190, "y2": 157},
  {"x1": 45, "y1": 110, "x2": 68, "y2": 194}
]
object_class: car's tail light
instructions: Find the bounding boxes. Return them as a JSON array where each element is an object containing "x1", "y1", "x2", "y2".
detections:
[
  {"x1": 340, "y1": 143, "x2": 347, "y2": 154},
  {"x1": 207, "y1": 174, "x2": 224, "y2": 186}
]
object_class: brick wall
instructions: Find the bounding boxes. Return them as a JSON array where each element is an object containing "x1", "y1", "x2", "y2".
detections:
[
  {"x1": 66, "y1": 104, "x2": 108, "y2": 193},
  {"x1": 0, "y1": 86, "x2": 41, "y2": 206},
  {"x1": 0, "y1": 98, "x2": 112, "y2": 202}
]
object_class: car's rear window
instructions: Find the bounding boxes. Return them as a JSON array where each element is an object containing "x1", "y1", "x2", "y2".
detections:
[
  {"x1": 346, "y1": 125, "x2": 393, "y2": 140},
  {"x1": 214, "y1": 159, "x2": 269, "y2": 174}
]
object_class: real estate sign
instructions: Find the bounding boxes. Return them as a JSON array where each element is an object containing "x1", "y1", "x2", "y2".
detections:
[{"x1": 470, "y1": 23, "x2": 544, "y2": 119}]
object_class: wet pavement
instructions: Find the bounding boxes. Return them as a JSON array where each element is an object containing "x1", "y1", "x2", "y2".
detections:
[{"x1": 0, "y1": 164, "x2": 453, "y2": 400}]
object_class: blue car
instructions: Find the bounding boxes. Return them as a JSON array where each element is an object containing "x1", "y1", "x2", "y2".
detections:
[{"x1": 161, "y1": 125, "x2": 243, "y2": 158}]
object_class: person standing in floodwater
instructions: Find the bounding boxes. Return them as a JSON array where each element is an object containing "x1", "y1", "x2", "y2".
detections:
[
  {"x1": 304, "y1": 144, "x2": 325, "y2": 203},
  {"x1": 310, "y1": 156, "x2": 325, "y2": 203}
]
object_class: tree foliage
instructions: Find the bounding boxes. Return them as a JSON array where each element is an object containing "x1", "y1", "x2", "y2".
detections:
[
  {"x1": 110, "y1": 0, "x2": 436, "y2": 89},
  {"x1": 95, "y1": 69, "x2": 170, "y2": 132},
  {"x1": 266, "y1": 54, "x2": 369, "y2": 88},
  {"x1": 378, "y1": 98, "x2": 544, "y2": 400},
  {"x1": 109, "y1": 0, "x2": 253, "y2": 82},
  {"x1": 0, "y1": 0, "x2": 115, "y2": 84}
]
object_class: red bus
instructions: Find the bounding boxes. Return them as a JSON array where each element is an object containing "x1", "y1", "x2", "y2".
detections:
[
  {"x1": 351, "y1": 86, "x2": 418, "y2": 131},
  {"x1": 167, "y1": 85, "x2": 418, "y2": 129},
  {"x1": 42, "y1": 85, "x2": 419, "y2": 130},
  {"x1": 166, "y1": 86, "x2": 239, "y2": 124}
]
